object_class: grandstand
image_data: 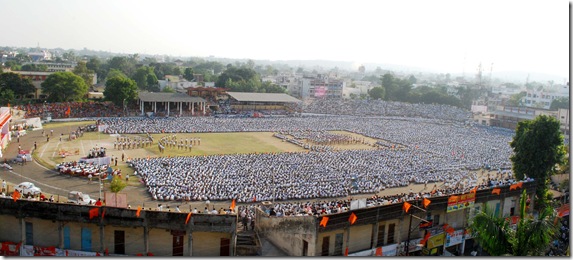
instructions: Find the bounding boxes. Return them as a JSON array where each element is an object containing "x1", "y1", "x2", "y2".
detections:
[{"x1": 225, "y1": 92, "x2": 302, "y2": 116}]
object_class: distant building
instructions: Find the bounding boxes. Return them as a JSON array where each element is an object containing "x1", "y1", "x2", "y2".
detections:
[
  {"x1": 27, "y1": 50, "x2": 53, "y2": 62},
  {"x1": 521, "y1": 88, "x2": 569, "y2": 110},
  {"x1": 11, "y1": 71, "x2": 54, "y2": 99},
  {"x1": 22, "y1": 62, "x2": 77, "y2": 72},
  {"x1": 290, "y1": 74, "x2": 344, "y2": 100}
]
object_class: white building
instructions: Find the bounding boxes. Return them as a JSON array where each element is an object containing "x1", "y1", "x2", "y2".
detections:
[{"x1": 521, "y1": 88, "x2": 569, "y2": 109}]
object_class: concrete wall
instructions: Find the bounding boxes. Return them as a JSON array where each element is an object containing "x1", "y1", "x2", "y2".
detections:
[
  {"x1": 103, "y1": 226, "x2": 145, "y2": 255},
  {"x1": 256, "y1": 211, "x2": 317, "y2": 256},
  {"x1": 192, "y1": 232, "x2": 231, "y2": 256},
  {"x1": 27, "y1": 218, "x2": 59, "y2": 247},
  {"x1": 0, "y1": 215, "x2": 21, "y2": 242},
  {"x1": 317, "y1": 229, "x2": 344, "y2": 256},
  {"x1": 148, "y1": 228, "x2": 175, "y2": 256},
  {"x1": 348, "y1": 224, "x2": 373, "y2": 253},
  {"x1": 66, "y1": 223, "x2": 102, "y2": 252}
]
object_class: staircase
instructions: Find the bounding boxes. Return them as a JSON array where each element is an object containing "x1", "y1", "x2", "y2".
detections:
[{"x1": 235, "y1": 222, "x2": 260, "y2": 256}]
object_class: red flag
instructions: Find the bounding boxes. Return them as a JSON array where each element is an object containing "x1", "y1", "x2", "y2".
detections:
[
  {"x1": 230, "y1": 199, "x2": 236, "y2": 210},
  {"x1": 89, "y1": 208, "x2": 99, "y2": 219},
  {"x1": 136, "y1": 206, "x2": 142, "y2": 217},
  {"x1": 423, "y1": 198, "x2": 431, "y2": 208},
  {"x1": 492, "y1": 188, "x2": 501, "y2": 195},
  {"x1": 185, "y1": 212, "x2": 192, "y2": 224},
  {"x1": 403, "y1": 201, "x2": 412, "y2": 213},
  {"x1": 12, "y1": 190, "x2": 21, "y2": 202},
  {"x1": 253, "y1": 196, "x2": 256, "y2": 203},
  {"x1": 320, "y1": 216, "x2": 329, "y2": 227},
  {"x1": 375, "y1": 247, "x2": 382, "y2": 256},
  {"x1": 348, "y1": 212, "x2": 357, "y2": 225},
  {"x1": 344, "y1": 247, "x2": 349, "y2": 256}
]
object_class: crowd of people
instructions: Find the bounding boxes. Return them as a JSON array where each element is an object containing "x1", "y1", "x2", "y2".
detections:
[
  {"x1": 302, "y1": 98, "x2": 472, "y2": 122},
  {"x1": 129, "y1": 142, "x2": 512, "y2": 203},
  {"x1": 114, "y1": 136, "x2": 153, "y2": 150},
  {"x1": 18, "y1": 101, "x2": 123, "y2": 119}
]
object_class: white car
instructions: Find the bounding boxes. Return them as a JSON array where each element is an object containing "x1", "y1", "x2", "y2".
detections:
[
  {"x1": 15, "y1": 182, "x2": 42, "y2": 197},
  {"x1": 67, "y1": 191, "x2": 97, "y2": 205}
]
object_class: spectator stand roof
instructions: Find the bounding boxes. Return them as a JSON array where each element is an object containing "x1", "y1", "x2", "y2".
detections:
[
  {"x1": 226, "y1": 92, "x2": 301, "y2": 103},
  {"x1": 138, "y1": 92, "x2": 206, "y2": 103}
]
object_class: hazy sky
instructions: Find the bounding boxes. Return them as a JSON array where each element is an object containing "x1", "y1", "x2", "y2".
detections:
[{"x1": 0, "y1": 0, "x2": 569, "y2": 78}]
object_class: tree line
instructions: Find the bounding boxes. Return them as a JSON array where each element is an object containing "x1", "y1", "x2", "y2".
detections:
[{"x1": 0, "y1": 54, "x2": 286, "y2": 107}]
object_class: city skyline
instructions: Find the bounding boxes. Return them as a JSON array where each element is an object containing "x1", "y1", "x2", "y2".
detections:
[{"x1": 0, "y1": 0, "x2": 569, "y2": 79}]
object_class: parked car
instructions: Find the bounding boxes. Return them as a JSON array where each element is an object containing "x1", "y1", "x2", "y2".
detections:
[
  {"x1": 67, "y1": 191, "x2": 97, "y2": 205},
  {"x1": 15, "y1": 150, "x2": 32, "y2": 163},
  {"x1": 15, "y1": 182, "x2": 42, "y2": 197}
]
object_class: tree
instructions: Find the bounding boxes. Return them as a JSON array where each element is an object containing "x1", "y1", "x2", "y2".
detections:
[
  {"x1": 507, "y1": 91, "x2": 527, "y2": 107},
  {"x1": 110, "y1": 175, "x2": 127, "y2": 193},
  {"x1": 108, "y1": 56, "x2": 136, "y2": 78},
  {"x1": 183, "y1": 67, "x2": 194, "y2": 81},
  {"x1": 0, "y1": 72, "x2": 36, "y2": 100},
  {"x1": 86, "y1": 57, "x2": 104, "y2": 82},
  {"x1": 132, "y1": 66, "x2": 159, "y2": 91},
  {"x1": 72, "y1": 61, "x2": 95, "y2": 87},
  {"x1": 510, "y1": 115, "x2": 565, "y2": 210},
  {"x1": 215, "y1": 66, "x2": 259, "y2": 88},
  {"x1": 104, "y1": 75, "x2": 138, "y2": 107},
  {"x1": 20, "y1": 64, "x2": 47, "y2": 72},
  {"x1": 41, "y1": 72, "x2": 89, "y2": 102},
  {"x1": 62, "y1": 51, "x2": 76, "y2": 62},
  {"x1": 550, "y1": 97, "x2": 569, "y2": 110},
  {"x1": 105, "y1": 69, "x2": 128, "y2": 81},
  {"x1": 15, "y1": 53, "x2": 31, "y2": 63},
  {"x1": 469, "y1": 189, "x2": 557, "y2": 256},
  {"x1": 368, "y1": 86, "x2": 385, "y2": 100},
  {"x1": 162, "y1": 85, "x2": 176, "y2": 93}
]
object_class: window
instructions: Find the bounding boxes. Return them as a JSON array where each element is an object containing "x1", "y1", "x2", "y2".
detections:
[
  {"x1": 334, "y1": 233, "x2": 343, "y2": 255},
  {"x1": 377, "y1": 224, "x2": 386, "y2": 247},
  {"x1": 387, "y1": 223, "x2": 395, "y2": 244},
  {"x1": 433, "y1": 214, "x2": 440, "y2": 226},
  {"x1": 322, "y1": 236, "x2": 330, "y2": 256},
  {"x1": 25, "y1": 222, "x2": 33, "y2": 245},
  {"x1": 510, "y1": 200, "x2": 516, "y2": 216}
]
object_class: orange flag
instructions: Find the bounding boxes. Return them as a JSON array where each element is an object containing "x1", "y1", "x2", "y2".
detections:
[
  {"x1": 510, "y1": 184, "x2": 517, "y2": 191},
  {"x1": 136, "y1": 206, "x2": 142, "y2": 217},
  {"x1": 403, "y1": 201, "x2": 412, "y2": 213},
  {"x1": 344, "y1": 247, "x2": 349, "y2": 256},
  {"x1": 320, "y1": 216, "x2": 329, "y2": 227},
  {"x1": 185, "y1": 212, "x2": 192, "y2": 224},
  {"x1": 423, "y1": 198, "x2": 431, "y2": 208},
  {"x1": 492, "y1": 188, "x2": 501, "y2": 195},
  {"x1": 12, "y1": 190, "x2": 21, "y2": 202},
  {"x1": 375, "y1": 247, "x2": 382, "y2": 256},
  {"x1": 348, "y1": 212, "x2": 357, "y2": 225},
  {"x1": 230, "y1": 199, "x2": 236, "y2": 210},
  {"x1": 516, "y1": 182, "x2": 523, "y2": 189},
  {"x1": 420, "y1": 232, "x2": 431, "y2": 246},
  {"x1": 89, "y1": 208, "x2": 99, "y2": 219},
  {"x1": 65, "y1": 106, "x2": 71, "y2": 117},
  {"x1": 470, "y1": 187, "x2": 477, "y2": 193}
]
